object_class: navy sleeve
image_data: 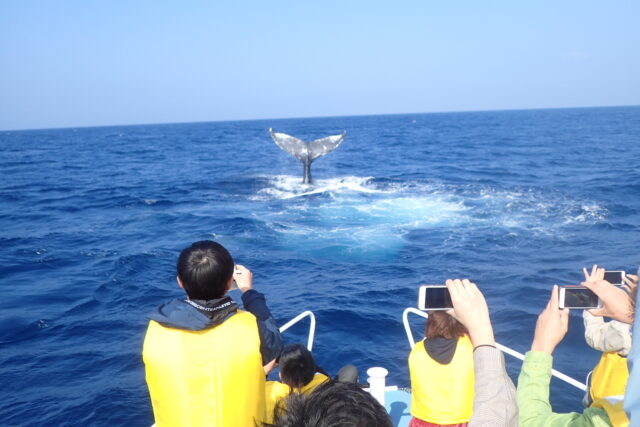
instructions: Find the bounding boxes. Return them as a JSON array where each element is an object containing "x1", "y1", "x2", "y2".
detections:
[{"x1": 242, "y1": 289, "x2": 284, "y2": 364}]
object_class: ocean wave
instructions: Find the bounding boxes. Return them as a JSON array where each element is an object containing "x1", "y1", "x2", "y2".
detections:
[{"x1": 250, "y1": 174, "x2": 605, "y2": 228}]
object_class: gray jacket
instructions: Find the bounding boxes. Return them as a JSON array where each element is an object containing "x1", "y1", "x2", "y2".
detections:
[{"x1": 469, "y1": 346, "x2": 519, "y2": 426}]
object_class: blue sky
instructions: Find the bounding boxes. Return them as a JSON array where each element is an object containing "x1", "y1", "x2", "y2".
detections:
[{"x1": 0, "y1": 1, "x2": 638, "y2": 130}]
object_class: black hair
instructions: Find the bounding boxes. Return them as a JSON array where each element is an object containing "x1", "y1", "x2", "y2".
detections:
[
  {"x1": 265, "y1": 381, "x2": 392, "y2": 427},
  {"x1": 176, "y1": 240, "x2": 234, "y2": 300},
  {"x1": 278, "y1": 344, "x2": 317, "y2": 389}
]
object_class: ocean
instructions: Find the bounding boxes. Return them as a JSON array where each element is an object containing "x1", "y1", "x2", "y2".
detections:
[{"x1": 1, "y1": 106, "x2": 639, "y2": 425}]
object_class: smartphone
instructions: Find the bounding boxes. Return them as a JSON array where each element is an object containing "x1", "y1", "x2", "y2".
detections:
[
  {"x1": 558, "y1": 286, "x2": 602, "y2": 309},
  {"x1": 230, "y1": 265, "x2": 239, "y2": 290},
  {"x1": 603, "y1": 270, "x2": 625, "y2": 285},
  {"x1": 418, "y1": 285, "x2": 453, "y2": 310}
]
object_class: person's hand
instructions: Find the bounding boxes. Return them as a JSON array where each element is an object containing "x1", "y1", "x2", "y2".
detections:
[
  {"x1": 233, "y1": 264, "x2": 253, "y2": 293},
  {"x1": 583, "y1": 280, "x2": 635, "y2": 324},
  {"x1": 583, "y1": 264, "x2": 605, "y2": 282},
  {"x1": 581, "y1": 264, "x2": 635, "y2": 323},
  {"x1": 622, "y1": 274, "x2": 638, "y2": 295},
  {"x1": 263, "y1": 358, "x2": 277, "y2": 375},
  {"x1": 531, "y1": 285, "x2": 569, "y2": 355},
  {"x1": 445, "y1": 279, "x2": 495, "y2": 347}
]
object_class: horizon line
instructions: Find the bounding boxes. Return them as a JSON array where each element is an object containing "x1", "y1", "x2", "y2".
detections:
[{"x1": 1, "y1": 103, "x2": 639, "y2": 133}]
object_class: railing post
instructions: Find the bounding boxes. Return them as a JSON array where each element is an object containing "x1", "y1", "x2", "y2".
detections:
[
  {"x1": 367, "y1": 367, "x2": 389, "y2": 406},
  {"x1": 279, "y1": 310, "x2": 316, "y2": 351}
]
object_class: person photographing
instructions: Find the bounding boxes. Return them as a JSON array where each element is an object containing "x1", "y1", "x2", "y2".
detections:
[{"x1": 142, "y1": 240, "x2": 283, "y2": 426}]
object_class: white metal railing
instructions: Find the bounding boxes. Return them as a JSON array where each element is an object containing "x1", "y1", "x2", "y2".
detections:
[
  {"x1": 402, "y1": 307, "x2": 587, "y2": 391},
  {"x1": 279, "y1": 310, "x2": 316, "y2": 351}
]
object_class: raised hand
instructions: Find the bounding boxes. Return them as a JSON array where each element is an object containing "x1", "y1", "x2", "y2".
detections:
[
  {"x1": 233, "y1": 264, "x2": 253, "y2": 292},
  {"x1": 531, "y1": 285, "x2": 569, "y2": 355},
  {"x1": 445, "y1": 278, "x2": 495, "y2": 347},
  {"x1": 581, "y1": 264, "x2": 635, "y2": 324}
]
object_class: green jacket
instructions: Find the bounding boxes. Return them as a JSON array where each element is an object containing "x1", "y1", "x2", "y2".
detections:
[{"x1": 517, "y1": 351, "x2": 612, "y2": 426}]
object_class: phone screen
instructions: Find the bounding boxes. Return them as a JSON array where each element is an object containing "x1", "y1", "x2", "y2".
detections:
[
  {"x1": 422, "y1": 287, "x2": 453, "y2": 309},
  {"x1": 603, "y1": 271, "x2": 624, "y2": 285},
  {"x1": 561, "y1": 287, "x2": 599, "y2": 309}
]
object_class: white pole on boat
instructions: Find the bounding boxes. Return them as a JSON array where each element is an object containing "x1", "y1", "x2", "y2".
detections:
[{"x1": 367, "y1": 367, "x2": 389, "y2": 406}]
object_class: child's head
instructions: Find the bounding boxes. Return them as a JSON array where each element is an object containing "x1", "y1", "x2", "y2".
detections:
[{"x1": 278, "y1": 344, "x2": 316, "y2": 388}]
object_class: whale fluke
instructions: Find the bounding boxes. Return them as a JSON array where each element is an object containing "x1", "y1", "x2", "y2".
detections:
[{"x1": 269, "y1": 128, "x2": 346, "y2": 184}]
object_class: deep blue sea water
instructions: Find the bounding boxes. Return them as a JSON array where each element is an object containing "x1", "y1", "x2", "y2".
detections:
[{"x1": 1, "y1": 106, "x2": 640, "y2": 425}]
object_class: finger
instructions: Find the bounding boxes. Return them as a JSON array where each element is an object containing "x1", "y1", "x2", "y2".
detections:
[
  {"x1": 549, "y1": 285, "x2": 559, "y2": 310},
  {"x1": 545, "y1": 285, "x2": 555, "y2": 309},
  {"x1": 589, "y1": 308, "x2": 606, "y2": 317},
  {"x1": 466, "y1": 280, "x2": 480, "y2": 296},
  {"x1": 596, "y1": 267, "x2": 605, "y2": 281},
  {"x1": 561, "y1": 308, "x2": 570, "y2": 329},
  {"x1": 624, "y1": 275, "x2": 638, "y2": 289},
  {"x1": 583, "y1": 267, "x2": 590, "y2": 281},
  {"x1": 591, "y1": 264, "x2": 598, "y2": 279},
  {"x1": 445, "y1": 280, "x2": 461, "y2": 303},
  {"x1": 461, "y1": 278, "x2": 474, "y2": 297}
]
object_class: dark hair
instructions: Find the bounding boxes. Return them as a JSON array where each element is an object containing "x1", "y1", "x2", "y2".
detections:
[
  {"x1": 176, "y1": 240, "x2": 234, "y2": 300},
  {"x1": 279, "y1": 344, "x2": 317, "y2": 389},
  {"x1": 265, "y1": 381, "x2": 392, "y2": 427},
  {"x1": 425, "y1": 311, "x2": 468, "y2": 340}
]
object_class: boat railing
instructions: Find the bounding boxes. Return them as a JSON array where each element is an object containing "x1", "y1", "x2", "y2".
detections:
[
  {"x1": 402, "y1": 307, "x2": 587, "y2": 391},
  {"x1": 279, "y1": 310, "x2": 316, "y2": 351}
]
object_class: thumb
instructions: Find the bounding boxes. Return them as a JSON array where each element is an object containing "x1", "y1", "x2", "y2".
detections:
[
  {"x1": 560, "y1": 308, "x2": 570, "y2": 333},
  {"x1": 589, "y1": 308, "x2": 605, "y2": 317}
]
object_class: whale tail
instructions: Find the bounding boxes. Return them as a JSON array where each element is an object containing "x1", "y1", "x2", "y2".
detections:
[{"x1": 269, "y1": 128, "x2": 346, "y2": 184}]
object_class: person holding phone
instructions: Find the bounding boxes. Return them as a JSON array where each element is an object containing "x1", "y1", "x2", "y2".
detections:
[
  {"x1": 408, "y1": 293, "x2": 474, "y2": 426},
  {"x1": 444, "y1": 279, "x2": 518, "y2": 426},
  {"x1": 142, "y1": 240, "x2": 283, "y2": 427},
  {"x1": 410, "y1": 279, "x2": 519, "y2": 427},
  {"x1": 581, "y1": 266, "x2": 635, "y2": 421},
  {"x1": 516, "y1": 282, "x2": 629, "y2": 426}
]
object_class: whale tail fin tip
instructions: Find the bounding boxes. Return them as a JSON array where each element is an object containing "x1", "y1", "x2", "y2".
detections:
[
  {"x1": 308, "y1": 132, "x2": 346, "y2": 161},
  {"x1": 269, "y1": 129, "x2": 308, "y2": 161}
]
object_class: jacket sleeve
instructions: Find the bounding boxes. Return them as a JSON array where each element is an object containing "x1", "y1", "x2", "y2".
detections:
[
  {"x1": 516, "y1": 351, "x2": 609, "y2": 426},
  {"x1": 583, "y1": 311, "x2": 632, "y2": 356},
  {"x1": 241, "y1": 289, "x2": 284, "y2": 365},
  {"x1": 468, "y1": 346, "x2": 518, "y2": 427}
]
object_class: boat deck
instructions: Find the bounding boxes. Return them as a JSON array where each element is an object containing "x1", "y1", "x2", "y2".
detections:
[{"x1": 385, "y1": 388, "x2": 412, "y2": 427}]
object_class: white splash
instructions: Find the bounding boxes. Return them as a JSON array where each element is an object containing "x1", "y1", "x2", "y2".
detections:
[{"x1": 241, "y1": 175, "x2": 606, "y2": 258}]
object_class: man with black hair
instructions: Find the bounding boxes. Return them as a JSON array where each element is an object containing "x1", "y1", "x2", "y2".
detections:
[
  {"x1": 267, "y1": 380, "x2": 393, "y2": 427},
  {"x1": 143, "y1": 240, "x2": 283, "y2": 426}
]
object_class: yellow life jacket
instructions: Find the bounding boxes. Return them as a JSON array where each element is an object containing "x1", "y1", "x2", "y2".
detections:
[
  {"x1": 142, "y1": 309, "x2": 265, "y2": 427},
  {"x1": 265, "y1": 373, "x2": 329, "y2": 423},
  {"x1": 590, "y1": 351, "x2": 629, "y2": 427},
  {"x1": 409, "y1": 334, "x2": 474, "y2": 424}
]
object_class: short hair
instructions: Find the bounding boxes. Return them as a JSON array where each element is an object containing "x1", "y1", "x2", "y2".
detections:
[
  {"x1": 279, "y1": 344, "x2": 316, "y2": 389},
  {"x1": 266, "y1": 381, "x2": 392, "y2": 427},
  {"x1": 176, "y1": 240, "x2": 234, "y2": 300},
  {"x1": 425, "y1": 311, "x2": 468, "y2": 340}
]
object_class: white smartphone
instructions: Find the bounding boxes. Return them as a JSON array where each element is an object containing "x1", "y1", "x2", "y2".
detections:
[
  {"x1": 418, "y1": 285, "x2": 453, "y2": 310},
  {"x1": 603, "y1": 270, "x2": 625, "y2": 285},
  {"x1": 558, "y1": 286, "x2": 602, "y2": 309}
]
